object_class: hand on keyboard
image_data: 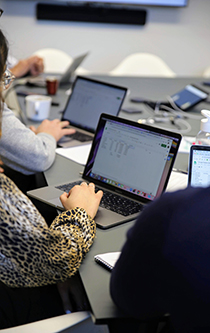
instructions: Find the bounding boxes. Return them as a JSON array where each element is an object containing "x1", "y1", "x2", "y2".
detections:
[{"x1": 60, "y1": 181, "x2": 103, "y2": 219}]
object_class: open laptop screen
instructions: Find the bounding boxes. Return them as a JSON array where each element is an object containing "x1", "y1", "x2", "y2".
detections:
[
  {"x1": 61, "y1": 76, "x2": 127, "y2": 133},
  {"x1": 188, "y1": 145, "x2": 210, "y2": 187},
  {"x1": 83, "y1": 114, "x2": 181, "y2": 204}
]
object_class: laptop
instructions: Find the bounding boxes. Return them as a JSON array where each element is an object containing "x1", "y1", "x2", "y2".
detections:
[
  {"x1": 59, "y1": 52, "x2": 88, "y2": 85},
  {"x1": 188, "y1": 145, "x2": 210, "y2": 187},
  {"x1": 58, "y1": 76, "x2": 127, "y2": 147},
  {"x1": 26, "y1": 52, "x2": 88, "y2": 86},
  {"x1": 27, "y1": 113, "x2": 182, "y2": 229}
]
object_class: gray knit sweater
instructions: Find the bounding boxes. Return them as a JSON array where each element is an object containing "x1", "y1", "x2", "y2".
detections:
[{"x1": 0, "y1": 103, "x2": 56, "y2": 175}]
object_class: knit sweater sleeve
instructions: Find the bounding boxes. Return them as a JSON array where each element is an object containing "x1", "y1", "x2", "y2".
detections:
[
  {"x1": 0, "y1": 174, "x2": 96, "y2": 287},
  {"x1": 0, "y1": 103, "x2": 56, "y2": 175}
]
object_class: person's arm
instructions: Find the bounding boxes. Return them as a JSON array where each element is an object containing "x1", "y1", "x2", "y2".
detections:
[
  {"x1": 0, "y1": 104, "x2": 75, "y2": 174},
  {"x1": 7, "y1": 54, "x2": 18, "y2": 69},
  {"x1": 0, "y1": 104, "x2": 56, "y2": 174},
  {"x1": 0, "y1": 175, "x2": 103, "y2": 288},
  {"x1": 9, "y1": 55, "x2": 44, "y2": 78}
]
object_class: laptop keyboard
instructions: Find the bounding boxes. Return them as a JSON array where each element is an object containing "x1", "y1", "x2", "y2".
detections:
[
  {"x1": 56, "y1": 181, "x2": 144, "y2": 216},
  {"x1": 66, "y1": 131, "x2": 93, "y2": 142},
  {"x1": 99, "y1": 189, "x2": 143, "y2": 216}
]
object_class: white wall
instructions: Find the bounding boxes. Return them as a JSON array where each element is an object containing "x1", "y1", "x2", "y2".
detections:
[{"x1": 0, "y1": 0, "x2": 209, "y2": 76}]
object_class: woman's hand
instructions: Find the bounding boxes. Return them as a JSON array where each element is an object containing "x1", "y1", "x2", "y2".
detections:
[
  {"x1": 10, "y1": 56, "x2": 44, "y2": 78},
  {"x1": 60, "y1": 182, "x2": 103, "y2": 219},
  {"x1": 30, "y1": 119, "x2": 76, "y2": 142},
  {"x1": 0, "y1": 159, "x2": 4, "y2": 173}
]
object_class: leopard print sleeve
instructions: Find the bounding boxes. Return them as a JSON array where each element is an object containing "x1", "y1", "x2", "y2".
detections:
[
  {"x1": 0, "y1": 174, "x2": 96, "y2": 288},
  {"x1": 46, "y1": 207, "x2": 97, "y2": 282}
]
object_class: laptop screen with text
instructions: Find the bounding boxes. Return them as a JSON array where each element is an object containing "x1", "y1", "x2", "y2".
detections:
[
  {"x1": 62, "y1": 76, "x2": 127, "y2": 133},
  {"x1": 83, "y1": 114, "x2": 181, "y2": 204}
]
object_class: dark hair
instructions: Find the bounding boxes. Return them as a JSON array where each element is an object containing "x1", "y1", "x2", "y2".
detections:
[
  {"x1": 0, "y1": 29, "x2": 8, "y2": 134},
  {"x1": 0, "y1": 30, "x2": 8, "y2": 77}
]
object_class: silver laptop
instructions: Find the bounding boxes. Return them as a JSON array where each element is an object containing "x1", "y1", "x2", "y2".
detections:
[
  {"x1": 59, "y1": 52, "x2": 88, "y2": 85},
  {"x1": 188, "y1": 145, "x2": 210, "y2": 187},
  {"x1": 58, "y1": 76, "x2": 127, "y2": 147},
  {"x1": 26, "y1": 52, "x2": 88, "y2": 86},
  {"x1": 27, "y1": 113, "x2": 182, "y2": 229}
]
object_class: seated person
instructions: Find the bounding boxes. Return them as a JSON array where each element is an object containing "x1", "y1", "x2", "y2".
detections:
[
  {"x1": 2, "y1": 29, "x2": 67, "y2": 176},
  {"x1": 0, "y1": 29, "x2": 103, "y2": 329},
  {"x1": 0, "y1": 103, "x2": 75, "y2": 175},
  {"x1": 0, "y1": 9, "x2": 71, "y2": 176},
  {"x1": 110, "y1": 185, "x2": 210, "y2": 333},
  {"x1": 0, "y1": 60, "x2": 75, "y2": 175},
  {"x1": 7, "y1": 53, "x2": 44, "y2": 78}
]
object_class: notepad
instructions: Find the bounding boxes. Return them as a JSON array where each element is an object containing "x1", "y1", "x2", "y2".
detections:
[
  {"x1": 56, "y1": 144, "x2": 91, "y2": 165},
  {"x1": 94, "y1": 252, "x2": 121, "y2": 271}
]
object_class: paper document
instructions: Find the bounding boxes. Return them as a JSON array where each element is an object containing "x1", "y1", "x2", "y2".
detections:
[
  {"x1": 166, "y1": 170, "x2": 188, "y2": 192},
  {"x1": 178, "y1": 136, "x2": 196, "y2": 153},
  {"x1": 56, "y1": 144, "x2": 91, "y2": 165},
  {"x1": 94, "y1": 252, "x2": 121, "y2": 271}
]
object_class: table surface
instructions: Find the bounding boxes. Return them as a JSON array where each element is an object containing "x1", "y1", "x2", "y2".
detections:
[
  {"x1": 14, "y1": 75, "x2": 208, "y2": 324},
  {"x1": 14, "y1": 76, "x2": 210, "y2": 137},
  {"x1": 90, "y1": 75, "x2": 210, "y2": 137},
  {"x1": 44, "y1": 151, "x2": 135, "y2": 323}
]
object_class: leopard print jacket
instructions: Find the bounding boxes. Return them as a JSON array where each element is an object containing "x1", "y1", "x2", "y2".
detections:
[{"x1": 0, "y1": 174, "x2": 96, "y2": 288}]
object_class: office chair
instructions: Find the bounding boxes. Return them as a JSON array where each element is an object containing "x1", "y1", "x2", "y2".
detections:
[
  {"x1": 0, "y1": 311, "x2": 109, "y2": 333},
  {"x1": 33, "y1": 48, "x2": 73, "y2": 74},
  {"x1": 203, "y1": 66, "x2": 210, "y2": 78},
  {"x1": 75, "y1": 66, "x2": 91, "y2": 75},
  {"x1": 109, "y1": 53, "x2": 176, "y2": 77}
]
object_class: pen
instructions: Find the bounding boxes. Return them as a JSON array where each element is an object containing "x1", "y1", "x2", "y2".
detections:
[
  {"x1": 172, "y1": 168, "x2": 188, "y2": 175},
  {"x1": 17, "y1": 91, "x2": 46, "y2": 97}
]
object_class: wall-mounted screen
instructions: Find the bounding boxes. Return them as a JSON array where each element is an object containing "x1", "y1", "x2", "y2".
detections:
[
  {"x1": 8, "y1": 0, "x2": 188, "y2": 6},
  {"x1": 55, "y1": 0, "x2": 188, "y2": 6}
]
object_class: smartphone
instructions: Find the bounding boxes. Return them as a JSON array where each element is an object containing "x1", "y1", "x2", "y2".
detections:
[
  {"x1": 188, "y1": 145, "x2": 210, "y2": 187},
  {"x1": 170, "y1": 84, "x2": 208, "y2": 111}
]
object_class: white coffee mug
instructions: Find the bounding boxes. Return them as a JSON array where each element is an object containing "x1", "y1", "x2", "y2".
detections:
[{"x1": 25, "y1": 95, "x2": 52, "y2": 121}]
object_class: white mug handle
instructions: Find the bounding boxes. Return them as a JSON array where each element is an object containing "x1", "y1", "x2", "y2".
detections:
[{"x1": 34, "y1": 101, "x2": 40, "y2": 116}]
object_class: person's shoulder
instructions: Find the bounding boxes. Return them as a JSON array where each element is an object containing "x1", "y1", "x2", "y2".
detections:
[
  {"x1": 161, "y1": 185, "x2": 206, "y2": 204},
  {"x1": 2, "y1": 102, "x2": 16, "y2": 117},
  {"x1": 136, "y1": 186, "x2": 206, "y2": 225},
  {"x1": 165, "y1": 185, "x2": 210, "y2": 203},
  {"x1": 3, "y1": 102, "x2": 12, "y2": 112},
  {"x1": 7, "y1": 54, "x2": 18, "y2": 68}
]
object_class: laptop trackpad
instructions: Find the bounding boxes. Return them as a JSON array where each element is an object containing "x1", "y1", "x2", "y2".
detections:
[
  {"x1": 58, "y1": 140, "x2": 91, "y2": 148},
  {"x1": 95, "y1": 206, "x2": 136, "y2": 230},
  {"x1": 27, "y1": 186, "x2": 63, "y2": 208},
  {"x1": 48, "y1": 197, "x2": 64, "y2": 210}
]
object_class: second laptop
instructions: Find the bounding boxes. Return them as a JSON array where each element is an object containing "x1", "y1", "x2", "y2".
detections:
[{"x1": 58, "y1": 76, "x2": 127, "y2": 147}]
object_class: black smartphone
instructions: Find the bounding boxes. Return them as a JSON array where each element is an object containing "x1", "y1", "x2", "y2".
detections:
[{"x1": 170, "y1": 84, "x2": 208, "y2": 111}]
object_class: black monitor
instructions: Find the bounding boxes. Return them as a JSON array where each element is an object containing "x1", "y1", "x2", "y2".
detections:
[{"x1": 52, "y1": 0, "x2": 188, "y2": 6}]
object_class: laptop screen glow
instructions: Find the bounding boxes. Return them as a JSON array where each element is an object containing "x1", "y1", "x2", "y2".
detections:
[
  {"x1": 84, "y1": 115, "x2": 180, "y2": 202},
  {"x1": 62, "y1": 77, "x2": 127, "y2": 133}
]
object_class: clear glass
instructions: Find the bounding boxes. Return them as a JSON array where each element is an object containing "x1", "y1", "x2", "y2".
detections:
[{"x1": 196, "y1": 130, "x2": 210, "y2": 146}]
